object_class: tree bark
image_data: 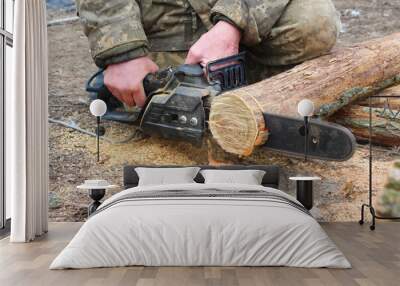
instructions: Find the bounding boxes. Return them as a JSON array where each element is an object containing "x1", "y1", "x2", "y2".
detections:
[
  {"x1": 330, "y1": 105, "x2": 400, "y2": 147},
  {"x1": 209, "y1": 33, "x2": 400, "y2": 156}
]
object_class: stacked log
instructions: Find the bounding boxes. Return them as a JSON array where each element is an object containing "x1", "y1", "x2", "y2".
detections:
[
  {"x1": 329, "y1": 84, "x2": 400, "y2": 146},
  {"x1": 330, "y1": 105, "x2": 400, "y2": 146},
  {"x1": 209, "y1": 33, "x2": 400, "y2": 156},
  {"x1": 356, "y1": 85, "x2": 400, "y2": 109}
]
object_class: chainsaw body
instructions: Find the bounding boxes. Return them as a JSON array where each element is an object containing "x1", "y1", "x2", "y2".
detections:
[
  {"x1": 86, "y1": 53, "x2": 246, "y2": 145},
  {"x1": 140, "y1": 65, "x2": 221, "y2": 144}
]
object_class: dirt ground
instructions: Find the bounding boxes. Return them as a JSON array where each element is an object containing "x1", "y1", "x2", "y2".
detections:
[{"x1": 47, "y1": 0, "x2": 400, "y2": 222}]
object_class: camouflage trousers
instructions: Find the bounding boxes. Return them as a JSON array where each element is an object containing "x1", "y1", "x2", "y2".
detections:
[
  {"x1": 145, "y1": 0, "x2": 341, "y2": 162},
  {"x1": 148, "y1": 0, "x2": 341, "y2": 84}
]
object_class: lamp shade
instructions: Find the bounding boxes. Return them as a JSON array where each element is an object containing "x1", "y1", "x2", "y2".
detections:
[
  {"x1": 90, "y1": 99, "x2": 107, "y2": 117},
  {"x1": 297, "y1": 99, "x2": 315, "y2": 117}
]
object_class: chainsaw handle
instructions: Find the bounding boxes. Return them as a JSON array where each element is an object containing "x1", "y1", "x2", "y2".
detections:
[
  {"x1": 86, "y1": 68, "x2": 161, "y2": 97},
  {"x1": 205, "y1": 52, "x2": 246, "y2": 91},
  {"x1": 86, "y1": 69, "x2": 105, "y2": 93}
]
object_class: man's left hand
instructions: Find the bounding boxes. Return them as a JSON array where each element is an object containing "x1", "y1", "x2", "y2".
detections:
[{"x1": 185, "y1": 21, "x2": 241, "y2": 66}]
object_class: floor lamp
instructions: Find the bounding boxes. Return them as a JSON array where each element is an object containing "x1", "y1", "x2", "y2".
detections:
[
  {"x1": 359, "y1": 94, "x2": 400, "y2": 230},
  {"x1": 89, "y1": 99, "x2": 107, "y2": 162},
  {"x1": 297, "y1": 99, "x2": 315, "y2": 162}
]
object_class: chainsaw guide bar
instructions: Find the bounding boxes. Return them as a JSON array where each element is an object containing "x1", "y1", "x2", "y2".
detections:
[{"x1": 262, "y1": 113, "x2": 356, "y2": 161}]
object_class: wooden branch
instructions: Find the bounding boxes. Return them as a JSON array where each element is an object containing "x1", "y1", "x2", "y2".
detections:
[
  {"x1": 209, "y1": 33, "x2": 400, "y2": 156},
  {"x1": 330, "y1": 105, "x2": 400, "y2": 146}
]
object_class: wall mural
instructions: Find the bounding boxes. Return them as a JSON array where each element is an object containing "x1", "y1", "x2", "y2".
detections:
[{"x1": 47, "y1": 0, "x2": 400, "y2": 222}]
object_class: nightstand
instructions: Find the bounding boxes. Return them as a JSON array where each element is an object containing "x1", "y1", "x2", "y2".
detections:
[
  {"x1": 77, "y1": 180, "x2": 118, "y2": 216},
  {"x1": 289, "y1": 177, "x2": 321, "y2": 210}
]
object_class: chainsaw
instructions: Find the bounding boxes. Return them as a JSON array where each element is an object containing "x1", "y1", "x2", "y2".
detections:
[{"x1": 86, "y1": 53, "x2": 356, "y2": 161}]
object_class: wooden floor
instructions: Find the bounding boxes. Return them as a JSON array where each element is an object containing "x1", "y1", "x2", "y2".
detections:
[{"x1": 0, "y1": 222, "x2": 399, "y2": 286}]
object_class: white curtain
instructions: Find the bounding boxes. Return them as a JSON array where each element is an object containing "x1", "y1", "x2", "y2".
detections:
[{"x1": 7, "y1": 0, "x2": 49, "y2": 242}]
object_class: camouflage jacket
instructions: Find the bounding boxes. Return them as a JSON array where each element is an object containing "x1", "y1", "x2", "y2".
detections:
[{"x1": 76, "y1": 0, "x2": 291, "y2": 67}]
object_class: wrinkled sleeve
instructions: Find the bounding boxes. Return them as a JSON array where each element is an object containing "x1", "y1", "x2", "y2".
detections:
[
  {"x1": 210, "y1": 0, "x2": 291, "y2": 46},
  {"x1": 76, "y1": 0, "x2": 149, "y2": 67}
]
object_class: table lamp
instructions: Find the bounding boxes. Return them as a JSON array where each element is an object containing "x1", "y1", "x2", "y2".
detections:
[
  {"x1": 297, "y1": 99, "x2": 315, "y2": 162},
  {"x1": 89, "y1": 99, "x2": 107, "y2": 162}
]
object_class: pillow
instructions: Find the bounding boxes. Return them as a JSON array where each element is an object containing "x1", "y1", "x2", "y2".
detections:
[
  {"x1": 135, "y1": 167, "x2": 200, "y2": 186},
  {"x1": 200, "y1": 169, "x2": 266, "y2": 185}
]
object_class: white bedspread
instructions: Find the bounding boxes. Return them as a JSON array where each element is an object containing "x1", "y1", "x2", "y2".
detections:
[{"x1": 50, "y1": 183, "x2": 350, "y2": 269}]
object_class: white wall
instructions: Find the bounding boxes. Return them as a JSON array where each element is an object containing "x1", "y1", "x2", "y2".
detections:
[
  {"x1": 5, "y1": 0, "x2": 13, "y2": 33},
  {"x1": 4, "y1": 0, "x2": 14, "y2": 220},
  {"x1": 5, "y1": 44, "x2": 12, "y2": 219}
]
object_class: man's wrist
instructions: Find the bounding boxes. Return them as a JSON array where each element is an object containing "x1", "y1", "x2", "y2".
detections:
[
  {"x1": 213, "y1": 20, "x2": 242, "y2": 44},
  {"x1": 95, "y1": 45, "x2": 149, "y2": 68}
]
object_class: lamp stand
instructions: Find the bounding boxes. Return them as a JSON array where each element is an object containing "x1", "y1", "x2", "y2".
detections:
[
  {"x1": 304, "y1": 116, "x2": 309, "y2": 162},
  {"x1": 97, "y1": 116, "x2": 100, "y2": 162},
  {"x1": 359, "y1": 95, "x2": 400, "y2": 230}
]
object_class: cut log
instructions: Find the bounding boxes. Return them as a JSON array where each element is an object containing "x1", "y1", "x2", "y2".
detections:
[
  {"x1": 330, "y1": 105, "x2": 400, "y2": 147},
  {"x1": 356, "y1": 84, "x2": 400, "y2": 109},
  {"x1": 209, "y1": 33, "x2": 400, "y2": 156}
]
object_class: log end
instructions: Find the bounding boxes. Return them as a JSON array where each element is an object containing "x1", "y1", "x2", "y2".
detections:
[{"x1": 209, "y1": 92, "x2": 268, "y2": 156}]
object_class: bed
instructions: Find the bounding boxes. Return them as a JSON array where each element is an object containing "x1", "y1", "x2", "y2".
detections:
[{"x1": 50, "y1": 165, "x2": 350, "y2": 269}]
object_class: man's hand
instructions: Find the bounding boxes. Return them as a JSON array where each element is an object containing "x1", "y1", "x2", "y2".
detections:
[
  {"x1": 104, "y1": 57, "x2": 159, "y2": 107},
  {"x1": 185, "y1": 21, "x2": 241, "y2": 66}
]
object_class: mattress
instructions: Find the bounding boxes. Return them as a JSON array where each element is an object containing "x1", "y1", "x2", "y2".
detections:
[{"x1": 50, "y1": 183, "x2": 350, "y2": 269}]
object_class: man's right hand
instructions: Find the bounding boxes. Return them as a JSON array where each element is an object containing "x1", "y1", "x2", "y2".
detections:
[{"x1": 104, "y1": 57, "x2": 159, "y2": 107}]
